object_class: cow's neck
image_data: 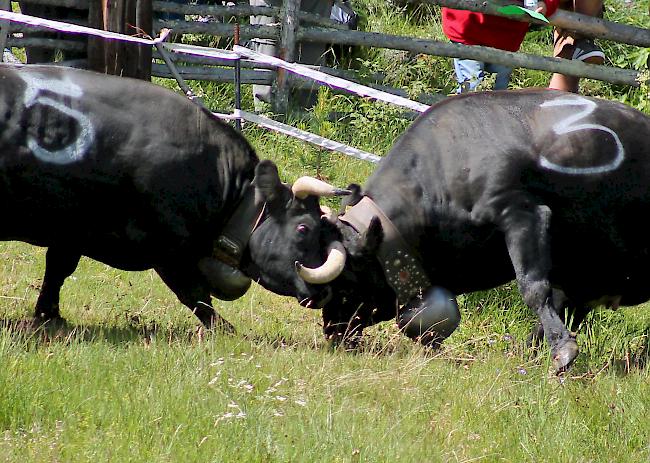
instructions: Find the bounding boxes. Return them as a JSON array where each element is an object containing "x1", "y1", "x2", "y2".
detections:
[
  {"x1": 213, "y1": 184, "x2": 266, "y2": 269},
  {"x1": 364, "y1": 177, "x2": 431, "y2": 245},
  {"x1": 339, "y1": 196, "x2": 431, "y2": 306}
]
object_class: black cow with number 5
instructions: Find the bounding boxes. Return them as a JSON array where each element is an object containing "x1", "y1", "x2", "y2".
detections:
[
  {"x1": 0, "y1": 64, "x2": 348, "y2": 331},
  {"x1": 291, "y1": 90, "x2": 650, "y2": 372}
]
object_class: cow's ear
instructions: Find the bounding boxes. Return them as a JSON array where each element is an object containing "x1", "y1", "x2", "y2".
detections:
[
  {"x1": 254, "y1": 160, "x2": 287, "y2": 203},
  {"x1": 339, "y1": 183, "x2": 363, "y2": 214},
  {"x1": 360, "y1": 215, "x2": 383, "y2": 254}
]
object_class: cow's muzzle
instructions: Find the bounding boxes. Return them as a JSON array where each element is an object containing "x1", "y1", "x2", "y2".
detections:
[{"x1": 298, "y1": 286, "x2": 333, "y2": 309}]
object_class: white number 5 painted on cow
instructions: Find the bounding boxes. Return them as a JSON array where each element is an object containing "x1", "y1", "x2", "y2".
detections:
[
  {"x1": 19, "y1": 72, "x2": 95, "y2": 165},
  {"x1": 539, "y1": 96, "x2": 625, "y2": 175}
]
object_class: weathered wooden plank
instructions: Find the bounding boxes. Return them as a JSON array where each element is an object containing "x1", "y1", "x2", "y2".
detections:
[
  {"x1": 151, "y1": 1, "x2": 347, "y2": 29},
  {"x1": 15, "y1": 0, "x2": 88, "y2": 9},
  {"x1": 2, "y1": 18, "x2": 88, "y2": 33},
  {"x1": 6, "y1": 36, "x2": 86, "y2": 52},
  {"x1": 152, "y1": 50, "x2": 386, "y2": 85},
  {"x1": 87, "y1": 0, "x2": 105, "y2": 71},
  {"x1": 153, "y1": 20, "x2": 278, "y2": 40},
  {"x1": 550, "y1": 9, "x2": 650, "y2": 48},
  {"x1": 274, "y1": 0, "x2": 299, "y2": 114},
  {"x1": 9, "y1": 0, "x2": 646, "y2": 91},
  {"x1": 136, "y1": 0, "x2": 152, "y2": 79},
  {"x1": 151, "y1": 63, "x2": 275, "y2": 84},
  {"x1": 150, "y1": 63, "x2": 438, "y2": 102}
]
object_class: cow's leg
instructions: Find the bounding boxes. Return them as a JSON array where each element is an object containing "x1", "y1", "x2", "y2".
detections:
[
  {"x1": 528, "y1": 288, "x2": 568, "y2": 345},
  {"x1": 34, "y1": 247, "x2": 81, "y2": 321},
  {"x1": 500, "y1": 204, "x2": 579, "y2": 371},
  {"x1": 528, "y1": 310, "x2": 589, "y2": 347},
  {"x1": 155, "y1": 266, "x2": 235, "y2": 333},
  {"x1": 528, "y1": 291, "x2": 590, "y2": 347}
]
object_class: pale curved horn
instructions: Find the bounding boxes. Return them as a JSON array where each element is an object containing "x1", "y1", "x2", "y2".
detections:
[
  {"x1": 292, "y1": 177, "x2": 350, "y2": 199},
  {"x1": 295, "y1": 241, "x2": 347, "y2": 284}
]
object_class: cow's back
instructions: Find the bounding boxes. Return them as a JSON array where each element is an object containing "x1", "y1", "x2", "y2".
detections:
[
  {"x1": 0, "y1": 64, "x2": 258, "y2": 268},
  {"x1": 368, "y1": 90, "x2": 649, "y2": 214},
  {"x1": 363, "y1": 90, "x2": 650, "y2": 303}
]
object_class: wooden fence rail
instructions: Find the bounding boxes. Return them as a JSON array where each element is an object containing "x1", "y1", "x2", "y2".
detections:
[
  {"x1": 16, "y1": 0, "x2": 87, "y2": 7},
  {"x1": 4, "y1": 0, "x2": 649, "y2": 113},
  {"x1": 299, "y1": 27, "x2": 642, "y2": 87}
]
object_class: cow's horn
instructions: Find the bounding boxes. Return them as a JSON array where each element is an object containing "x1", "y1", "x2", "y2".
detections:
[
  {"x1": 292, "y1": 177, "x2": 350, "y2": 199},
  {"x1": 295, "y1": 241, "x2": 346, "y2": 284}
]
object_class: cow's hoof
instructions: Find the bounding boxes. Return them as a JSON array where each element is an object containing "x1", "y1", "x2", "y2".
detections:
[
  {"x1": 552, "y1": 338, "x2": 579, "y2": 373},
  {"x1": 32, "y1": 314, "x2": 65, "y2": 327}
]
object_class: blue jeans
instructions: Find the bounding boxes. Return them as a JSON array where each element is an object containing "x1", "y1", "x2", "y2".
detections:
[{"x1": 453, "y1": 58, "x2": 513, "y2": 93}]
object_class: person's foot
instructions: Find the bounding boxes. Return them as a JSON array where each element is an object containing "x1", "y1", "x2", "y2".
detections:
[{"x1": 571, "y1": 39, "x2": 605, "y2": 65}]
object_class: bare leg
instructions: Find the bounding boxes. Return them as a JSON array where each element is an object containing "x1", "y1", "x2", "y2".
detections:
[
  {"x1": 573, "y1": 0, "x2": 603, "y2": 16},
  {"x1": 549, "y1": 0, "x2": 604, "y2": 93},
  {"x1": 549, "y1": 29, "x2": 580, "y2": 93}
]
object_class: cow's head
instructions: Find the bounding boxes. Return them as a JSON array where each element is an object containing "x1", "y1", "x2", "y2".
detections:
[
  {"x1": 240, "y1": 161, "x2": 350, "y2": 304},
  {"x1": 292, "y1": 184, "x2": 460, "y2": 347},
  {"x1": 317, "y1": 206, "x2": 397, "y2": 346},
  {"x1": 280, "y1": 184, "x2": 398, "y2": 345}
]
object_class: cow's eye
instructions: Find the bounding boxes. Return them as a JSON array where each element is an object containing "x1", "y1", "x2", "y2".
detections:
[{"x1": 296, "y1": 224, "x2": 310, "y2": 235}]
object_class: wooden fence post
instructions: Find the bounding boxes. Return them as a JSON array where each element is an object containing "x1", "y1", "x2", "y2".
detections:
[
  {"x1": 89, "y1": 0, "x2": 152, "y2": 79},
  {"x1": 0, "y1": 0, "x2": 10, "y2": 60},
  {"x1": 88, "y1": 1, "x2": 106, "y2": 71},
  {"x1": 274, "y1": 0, "x2": 299, "y2": 114}
]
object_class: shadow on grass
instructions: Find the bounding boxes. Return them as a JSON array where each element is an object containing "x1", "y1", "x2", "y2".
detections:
[
  {"x1": 0, "y1": 317, "x2": 208, "y2": 346},
  {"x1": 1, "y1": 317, "x2": 330, "y2": 351},
  {"x1": 243, "y1": 328, "x2": 461, "y2": 361},
  {"x1": 1, "y1": 315, "x2": 325, "y2": 350},
  {"x1": 3, "y1": 317, "x2": 647, "y2": 376},
  {"x1": 242, "y1": 332, "x2": 323, "y2": 351}
]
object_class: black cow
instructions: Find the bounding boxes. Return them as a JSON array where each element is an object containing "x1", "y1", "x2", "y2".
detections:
[
  {"x1": 294, "y1": 90, "x2": 650, "y2": 371},
  {"x1": 0, "y1": 64, "x2": 348, "y2": 330}
]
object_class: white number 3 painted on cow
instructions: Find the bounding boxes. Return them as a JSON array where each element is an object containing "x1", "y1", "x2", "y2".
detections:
[
  {"x1": 539, "y1": 96, "x2": 625, "y2": 175},
  {"x1": 18, "y1": 72, "x2": 95, "y2": 165}
]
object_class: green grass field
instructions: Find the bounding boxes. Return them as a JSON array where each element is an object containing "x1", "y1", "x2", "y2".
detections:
[
  {"x1": 2, "y1": 1, "x2": 650, "y2": 461},
  {"x1": 1, "y1": 242, "x2": 649, "y2": 462}
]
